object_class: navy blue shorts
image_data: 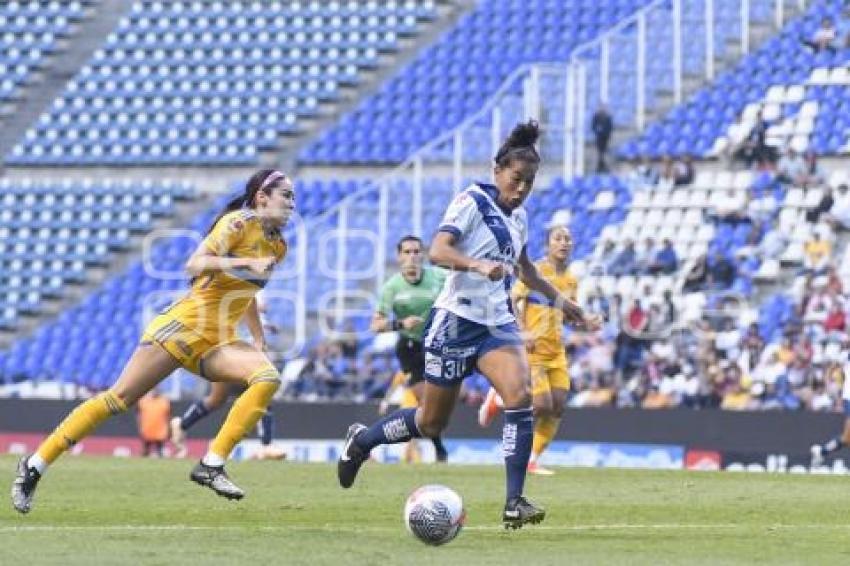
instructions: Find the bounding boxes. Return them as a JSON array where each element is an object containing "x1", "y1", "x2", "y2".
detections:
[
  {"x1": 843, "y1": 399, "x2": 850, "y2": 416},
  {"x1": 421, "y1": 308, "x2": 524, "y2": 387}
]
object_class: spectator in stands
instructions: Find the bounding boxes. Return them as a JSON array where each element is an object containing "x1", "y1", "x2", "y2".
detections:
[
  {"x1": 720, "y1": 365, "x2": 753, "y2": 410},
  {"x1": 661, "y1": 290, "x2": 677, "y2": 326},
  {"x1": 707, "y1": 252, "x2": 736, "y2": 290},
  {"x1": 827, "y1": 265, "x2": 844, "y2": 294},
  {"x1": 802, "y1": 231, "x2": 832, "y2": 275},
  {"x1": 645, "y1": 304, "x2": 668, "y2": 335},
  {"x1": 591, "y1": 104, "x2": 613, "y2": 173},
  {"x1": 809, "y1": 379, "x2": 834, "y2": 411},
  {"x1": 776, "y1": 147, "x2": 806, "y2": 185},
  {"x1": 595, "y1": 239, "x2": 619, "y2": 274},
  {"x1": 740, "y1": 323, "x2": 765, "y2": 369},
  {"x1": 610, "y1": 239, "x2": 638, "y2": 276},
  {"x1": 626, "y1": 299, "x2": 648, "y2": 335},
  {"x1": 586, "y1": 286, "x2": 611, "y2": 321},
  {"x1": 715, "y1": 319, "x2": 742, "y2": 361},
  {"x1": 657, "y1": 156, "x2": 677, "y2": 191},
  {"x1": 824, "y1": 184, "x2": 850, "y2": 230},
  {"x1": 802, "y1": 17, "x2": 838, "y2": 53},
  {"x1": 823, "y1": 302, "x2": 846, "y2": 337},
  {"x1": 635, "y1": 237, "x2": 656, "y2": 274},
  {"x1": 137, "y1": 389, "x2": 170, "y2": 458},
  {"x1": 630, "y1": 155, "x2": 659, "y2": 189},
  {"x1": 335, "y1": 322, "x2": 360, "y2": 362},
  {"x1": 683, "y1": 253, "x2": 709, "y2": 292},
  {"x1": 674, "y1": 155, "x2": 695, "y2": 186},
  {"x1": 732, "y1": 109, "x2": 773, "y2": 167},
  {"x1": 800, "y1": 150, "x2": 826, "y2": 189},
  {"x1": 648, "y1": 238, "x2": 678, "y2": 274}
]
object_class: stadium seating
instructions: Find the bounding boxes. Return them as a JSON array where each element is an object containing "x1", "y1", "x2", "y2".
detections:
[
  {"x1": 0, "y1": 178, "x2": 194, "y2": 331},
  {"x1": 7, "y1": 0, "x2": 439, "y2": 165},
  {"x1": 300, "y1": 0, "x2": 651, "y2": 164},
  {"x1": 0, "y1": 1, "x2": 89, "y2": 106},
  {"x1": 299, "y1": 0, "x2": 779, "y2": 165},
  {"x1": 622, "y1": 0, "x2": 850, "y2": 159}
]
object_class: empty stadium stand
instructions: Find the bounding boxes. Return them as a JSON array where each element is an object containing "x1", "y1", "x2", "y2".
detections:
[{"x1": 7, "y1": 0, "x2": 442, "y2": 165}]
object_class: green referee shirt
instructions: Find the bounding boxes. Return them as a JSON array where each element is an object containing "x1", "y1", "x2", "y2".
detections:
[{"x1": 376, "y1": 266, "x2": 446, "y2": 341}]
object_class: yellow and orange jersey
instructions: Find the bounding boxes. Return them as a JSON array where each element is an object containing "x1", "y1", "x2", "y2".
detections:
[
  {"x1": 162, "y1": 209, "x2": 287, "y2": 344},
  {"x1": 512, "y1": 259, "x2": 577, "y2": 360}
]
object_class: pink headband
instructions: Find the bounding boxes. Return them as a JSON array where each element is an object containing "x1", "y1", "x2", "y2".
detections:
[{"x1": 259, "y1": 170, "x2": 286, "y2": 192}]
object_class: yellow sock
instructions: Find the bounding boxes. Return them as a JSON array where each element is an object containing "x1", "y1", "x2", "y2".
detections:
[
  {"x1": 208, "y1": 367, "x2": 280, "y2": 460},
  {"x1": 36, "y1": 391, "x2": 127, "y2": 465},
  {"x1": 531, "y1": 415, "x2": 561, "y2": 460}
]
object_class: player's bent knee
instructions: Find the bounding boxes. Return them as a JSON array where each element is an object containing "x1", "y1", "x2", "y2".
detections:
[{"x1": 247, "y1": 364, "x2": 281, "y2": 389}]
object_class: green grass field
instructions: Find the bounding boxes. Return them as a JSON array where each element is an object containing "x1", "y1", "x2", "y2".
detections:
[{"x1": 3, "y1": 455, "x2": 850, "y2": 565}]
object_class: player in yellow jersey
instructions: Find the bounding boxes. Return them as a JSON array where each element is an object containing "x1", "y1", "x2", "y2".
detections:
[
  {"x1": 12, "y1": 169, "x2": 295, "y2": 513},
  {"x1": 479, "y1": 225, "x2": 578, "y2": 476}
]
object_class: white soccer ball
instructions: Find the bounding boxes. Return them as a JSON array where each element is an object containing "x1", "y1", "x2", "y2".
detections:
[{"x1": 403, "y1": 484, "x2": 466, "y2": 546}]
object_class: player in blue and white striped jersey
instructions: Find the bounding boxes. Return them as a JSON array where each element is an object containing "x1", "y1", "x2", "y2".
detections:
[{"x1": 337, "y1": 121, "x2": 601, "y2": 529}]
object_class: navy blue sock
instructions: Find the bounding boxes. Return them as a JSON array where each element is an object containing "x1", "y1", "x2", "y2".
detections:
[
  {"x1": 355, "y1": 408, "x2": 421, "y2": 452},
  {"x1": 258, "y1": 412, "x2": 274, "y2": 446},
  {"x1": 180, "y1": 401, "x2": 210, "y2": 431},
  {"x1": 503, "y1": 407, "x2": 533, "y2": 501}
]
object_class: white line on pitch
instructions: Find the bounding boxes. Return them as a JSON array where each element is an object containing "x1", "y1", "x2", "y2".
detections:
[{"x1": 3, "y1": 524, "x2": 850, "y2": 533}]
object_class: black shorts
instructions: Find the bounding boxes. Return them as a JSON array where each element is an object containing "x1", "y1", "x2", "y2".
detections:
[{"x1": 395, "y1": 337, "x2": 425, "y2": 386}]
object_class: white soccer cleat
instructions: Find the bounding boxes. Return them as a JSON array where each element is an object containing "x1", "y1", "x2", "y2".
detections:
[
  {"x1": 478, "y1": 388, "x2": 503, "y2": 428},
  {"x1": 810, "y1": 444, "x2": 825, "y2": 467}
]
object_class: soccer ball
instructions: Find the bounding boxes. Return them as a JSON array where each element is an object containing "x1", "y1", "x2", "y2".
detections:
[{"x1": 403, "y1": 484, "x2": 466, "y2": 546}]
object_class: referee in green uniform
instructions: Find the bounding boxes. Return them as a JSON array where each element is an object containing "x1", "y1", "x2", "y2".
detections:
[{"x1": 371, "y1": 235, "x2": 448, "y2": 462}]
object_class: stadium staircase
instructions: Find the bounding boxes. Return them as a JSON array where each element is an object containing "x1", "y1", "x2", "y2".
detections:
[{"x1": 0, "y1": 0, "x2": 134, "y2": 165}]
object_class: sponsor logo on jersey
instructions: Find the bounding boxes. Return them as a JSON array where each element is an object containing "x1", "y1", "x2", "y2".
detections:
[{"x1": 424, "y1": 352, "x2": 442, "y2": 376}]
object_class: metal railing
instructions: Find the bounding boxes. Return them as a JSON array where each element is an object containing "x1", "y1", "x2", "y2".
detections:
[{"x1": 271, "y1": 0, "x2": 805, "y2": 349}]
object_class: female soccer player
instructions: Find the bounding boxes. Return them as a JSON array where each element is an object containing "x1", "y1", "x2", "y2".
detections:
[
  {"x1": 12, "y1": 169, "x2": 294, "y2": 513},
  {"x1": 337, "y1": 121, "x2": 601, "y2": 528},
  {"x1": 372, "y1": 235, "x2": 448, "y2": 463},
  {"x1": 479, "y1": 226, "x2": 579, "y2": 476}
]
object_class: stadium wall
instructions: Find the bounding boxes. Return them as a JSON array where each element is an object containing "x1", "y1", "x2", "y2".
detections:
[{"x1": 0, "y1": 400, "x2": 845, "y2": 472}]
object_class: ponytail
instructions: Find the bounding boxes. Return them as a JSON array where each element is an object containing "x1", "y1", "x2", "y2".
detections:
[
  {"x1": 204, "y1": 169, "x2": 287, "y2": 236},
  {"x1": 494, "y1": 120, "x2": 541, "y2": 167}
]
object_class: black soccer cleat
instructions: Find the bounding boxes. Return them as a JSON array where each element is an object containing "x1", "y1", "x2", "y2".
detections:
[
  {"x1": 503, "y1": 496, "x2": 546, "y2": 529},
  {"x1": 190, "y1": 461, "x2": 245, "y2": 500},
  {"x1": 11, "y1": 455, "x2": 41, "y2": 514},
  {"x1": 337, "y1": 423, "x2": 368, "y2": 488}
]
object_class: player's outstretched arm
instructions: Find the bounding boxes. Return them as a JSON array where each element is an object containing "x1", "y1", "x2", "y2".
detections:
[{"x1": 516, "y1": 248, "x2": 599, "y2": 330}]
